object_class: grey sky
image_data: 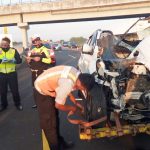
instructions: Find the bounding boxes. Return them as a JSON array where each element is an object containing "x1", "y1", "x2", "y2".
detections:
[{"x1": 0, "y1": 18, "x2": 139, "y2": 42}]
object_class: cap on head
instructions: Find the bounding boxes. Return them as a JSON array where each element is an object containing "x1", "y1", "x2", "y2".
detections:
[{"x1": 31, "y1": 34, "x2": 40, "y2": 41}]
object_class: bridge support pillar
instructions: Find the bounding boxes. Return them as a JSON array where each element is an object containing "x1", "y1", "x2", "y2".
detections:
[{"x1": 18, "y1": 22, "x2": 29, "y2": 49}]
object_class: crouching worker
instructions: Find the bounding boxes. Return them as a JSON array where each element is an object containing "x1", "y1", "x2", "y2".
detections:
[{"x1": 34, "y1": 65, "x2": 95, "y2": 150}]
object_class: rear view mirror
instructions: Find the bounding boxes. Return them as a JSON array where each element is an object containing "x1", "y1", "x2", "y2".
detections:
[{"x1": 82, "y1": 44, "x2": 93, "y2": 55}]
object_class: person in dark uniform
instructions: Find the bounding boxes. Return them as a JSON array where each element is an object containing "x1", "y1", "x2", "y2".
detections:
[
  {"x1": 0, "y1": 37, "x2": 22, "y2": 111},
  {"x1": 26, "y1": 35, "x2": 51, "y2": 108}
]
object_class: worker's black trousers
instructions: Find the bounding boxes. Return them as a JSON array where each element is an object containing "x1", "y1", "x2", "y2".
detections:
[
  {"x1": 35, "y1": 90, "x2": 62, "y2": 150},
  {"x1": 0, "y1": 72, "x2": 21, "y2": 107},
  {"x1": 31, "y1": 70, "x2": 44, "y2": 104},
  {"x1": 31, "y1": 70, "x2": 44, "y2": 86}
]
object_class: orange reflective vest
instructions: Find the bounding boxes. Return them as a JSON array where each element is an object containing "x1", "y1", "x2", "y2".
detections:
[{"x1": 35, "y1": 66, "x2": 80, "y2": 97}]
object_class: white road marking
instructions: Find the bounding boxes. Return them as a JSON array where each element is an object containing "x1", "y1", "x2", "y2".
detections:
[{"x1": 68, "y1": 54, "x2": 76, "y2": 59}]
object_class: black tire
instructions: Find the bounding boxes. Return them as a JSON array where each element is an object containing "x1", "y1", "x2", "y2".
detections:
[{"x1": 83, "y1": 83, "x2": 107, "y2": 128}]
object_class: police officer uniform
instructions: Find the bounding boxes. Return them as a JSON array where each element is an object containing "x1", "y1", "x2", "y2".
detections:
[
  {"x1": 29, "y1": 45, "x2": 51, "y2": 84},
  {"x1": 27, "y1": 42, "x2": 51, "y2": 108},
  {"x1": 0, "y1": 47, "x2": 22, "y2": 111}
]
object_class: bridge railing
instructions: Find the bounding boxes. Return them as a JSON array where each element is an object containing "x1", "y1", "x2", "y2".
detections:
[{"x1": 0, "y1": 0, "x2": 62, "y2": 6}]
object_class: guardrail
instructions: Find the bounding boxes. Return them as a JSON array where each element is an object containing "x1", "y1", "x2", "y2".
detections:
[{"x1": 0, "y1": 0, "x2": 62, "y2": 6}]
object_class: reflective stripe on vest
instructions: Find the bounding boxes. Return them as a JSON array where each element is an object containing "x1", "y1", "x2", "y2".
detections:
[
  {"x1": 61, "y1": 67, "x2": 80, "y2": 83},
  {"x1": 31, "y1": 46, "x2": 48, "y2": 56},
  {"x1": 31, "y1": 46, "x2": 43, "y2": 54},
  {"x1": 36, "y1": 67, "x2": 79, "y2": 83},
  {"x1": 35, "y1": 66, "x2": 80, "y2": 96},
  {"x1": 0, "y1": 48, "x2": 16, "y2": 73},
  {"x1": 31, "y1": 46, "x2": 51, "y2": 64}
]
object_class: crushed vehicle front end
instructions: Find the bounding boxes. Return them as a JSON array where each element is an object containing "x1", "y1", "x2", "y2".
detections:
[{"x1": 77, "y1": 27, "x2": 150, "y2": 139}]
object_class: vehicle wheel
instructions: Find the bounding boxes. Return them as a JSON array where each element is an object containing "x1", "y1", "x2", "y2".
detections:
[{"x1": 83, "y1": 83, "x2": 107, "y2": 128}]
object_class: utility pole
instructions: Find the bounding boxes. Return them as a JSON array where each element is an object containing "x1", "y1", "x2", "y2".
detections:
[{"x1": 3, "y1": 27, "x2": 8, "y2": 34}]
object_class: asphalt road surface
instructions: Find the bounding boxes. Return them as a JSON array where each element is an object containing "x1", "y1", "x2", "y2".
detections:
[{"x1": 0, "y1": 50, "x2": 149, "y2": 150}]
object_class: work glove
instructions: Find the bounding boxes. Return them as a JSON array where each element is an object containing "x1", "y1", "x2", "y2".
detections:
[
  {"x1": 1, "y1": 57, "x2": 9, "y2": 63},
  {"x1": 9, "y1": 58, "x2": 16, "y2": 63}
]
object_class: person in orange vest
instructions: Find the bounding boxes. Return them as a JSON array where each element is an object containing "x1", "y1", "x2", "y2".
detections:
[
  {"x1": 26, "y1": 34, "x2": 52, "y2": 108},
  {"x1": 34, "y1": 65, "x2": 95, "y2": 150}
]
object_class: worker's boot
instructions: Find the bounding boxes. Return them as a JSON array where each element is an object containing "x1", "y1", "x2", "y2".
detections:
[
  {"x1": 16, "y1": 105, "x2": 23, "y2": 111},
  {"x1": 0, "y1": 106, "x2": 7, "y2": 112},
  {"x1": 59, "y1": 137, "x2": 74, "y2": 149},
  {"x1": 50, "y1": 144, "x2": 59, "y2": 150}
]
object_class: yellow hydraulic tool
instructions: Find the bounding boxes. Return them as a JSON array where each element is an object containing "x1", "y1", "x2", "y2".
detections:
[{"x1": 79, "y1": 124, "x2": 150, "y2": 140}]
